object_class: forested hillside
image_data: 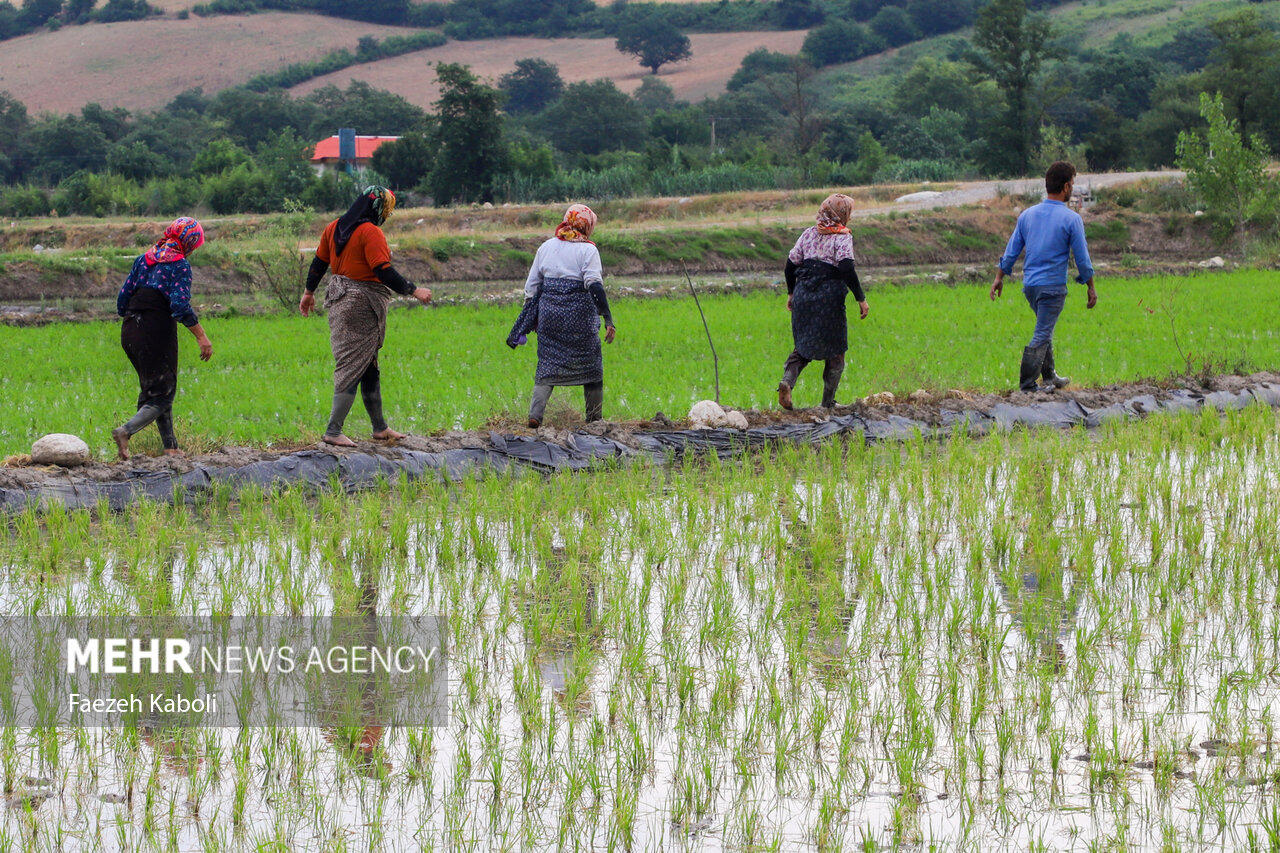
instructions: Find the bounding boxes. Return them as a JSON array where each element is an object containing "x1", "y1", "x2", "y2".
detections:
[{"x1": 1, "y1": 0, "x2": 1277, "y2": 216}]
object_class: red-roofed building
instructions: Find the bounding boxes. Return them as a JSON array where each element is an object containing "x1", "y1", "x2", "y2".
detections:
[{"x1": 310, "y1": 135, "x2": 400, "y2": 174}]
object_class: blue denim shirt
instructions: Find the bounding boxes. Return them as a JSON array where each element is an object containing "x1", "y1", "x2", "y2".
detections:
[{"x1": 998, "y1": 200, "x2": 1095, "y2": 289}]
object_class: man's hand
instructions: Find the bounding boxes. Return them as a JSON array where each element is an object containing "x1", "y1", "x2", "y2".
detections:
[
  {"x1": 990, "y1": 275, "x2": 1004, "y2": 300},
  {"x1": 858, "y1": 300, "x2": 869, "y2": 320},
  {"x1": 1086, "y1": 282, "x2": 1097, "y2": 310},
  {"x1": 299, "y1": 291, "x2": 315, "y2": 317},
  {"x1": 605, "y1": 325, "x2": 616, "y2": 344},
  {"x1": 787, "y1": 296, "x2": 793, "y2": 312},
  {"x1": 413, "y1": 287, "x2": 433, "y2": 306}
]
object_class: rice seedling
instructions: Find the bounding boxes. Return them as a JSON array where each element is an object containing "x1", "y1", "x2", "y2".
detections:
[{"x1": 0, "y1": 401, "x2": 1276, "y2": 849}]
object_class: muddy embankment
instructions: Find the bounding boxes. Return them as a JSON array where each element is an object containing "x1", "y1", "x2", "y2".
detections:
[
  {"x1": 0, "y1": 206, "x2": 1228, "y2": 307},
  {"x1": 3, "y1": 371, "x2": 1277, "y2": 511}
]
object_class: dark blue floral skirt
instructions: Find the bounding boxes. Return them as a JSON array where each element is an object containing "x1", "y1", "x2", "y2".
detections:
[
  {"x1": 791, "y1": 259, "x2": 849, "y2": 360},
  {"x1": 532, "y1": 277, "x2": 602, "y2": 386}
]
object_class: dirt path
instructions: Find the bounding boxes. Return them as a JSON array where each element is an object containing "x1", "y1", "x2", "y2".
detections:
[{"x1": 3, "y1": 371, "x2": 1274, "y2": 494}]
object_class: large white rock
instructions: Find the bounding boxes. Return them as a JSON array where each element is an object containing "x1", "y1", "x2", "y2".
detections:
[
  {"x1": 895, "y1": 191, "x2": 943, "y2": 204},
  {"x1": 723, "y1": 411, "x2": 749, "y2": 430},
  {"x1": 1198, "y1": 256, "x2": 1225, "y2": 269},
  {"x1": 31, "y1": 433, "x2": 91, "y2": 467},
  {"x1": 689, "y1": 400, "x2": 727, "y2": 429}
]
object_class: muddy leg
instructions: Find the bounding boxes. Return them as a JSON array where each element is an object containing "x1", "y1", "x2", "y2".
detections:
[{"x1": 584, "y1": 381, "x2": 604, "y2": 422}]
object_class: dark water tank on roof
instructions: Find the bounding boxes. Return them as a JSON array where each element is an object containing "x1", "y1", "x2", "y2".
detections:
[{"x1": 338, "y1": 128, "x2": 356, "y2": 162}]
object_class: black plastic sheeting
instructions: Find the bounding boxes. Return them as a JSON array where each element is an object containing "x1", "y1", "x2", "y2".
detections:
[{"x1": 5, "y1": 382, "x2": 1279, "y2": 513}]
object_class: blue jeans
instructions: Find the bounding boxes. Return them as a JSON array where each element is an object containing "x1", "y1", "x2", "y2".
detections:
[{"x1": 1024, "y1": 286, "x2": 1067, "y2": 347}]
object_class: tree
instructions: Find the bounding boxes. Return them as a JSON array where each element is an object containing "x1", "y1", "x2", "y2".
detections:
[
  {"x1": 498, "y1": 58, "x2": 564, "y2": 115},
  {"x1": 774, "y1": 0, "x2": 825, "y2": 28},
  {"x1": 0, "y1": 91, "x2": 30, "y2": 182},
  {"x1": 905, "y1": 0, "x2": 977, "y2": 36},
  {"x1": 633, "y1": 76, "x2": 676, "y2": 114},
  {"x1": 94, "y1": 0, "x2": 152, "y2": 22},
  {"x1": 27, "y1": 114, "x2": 108, "y2": 183},
  {"x1": 1176, "y1": 91, "x2": 1275, "y2": 251},
  {"x1": 303, "y1": 81, "x2": 427, "y2": 138},
  {"x1": 972, "y1": 0, "x2": 1055, "y2": 175},
  {"x1": 759, "y1": 57, "x2": 824, "y2": 159},
  {"x1": 427, "y1": 63, "x2": 507, "y2": 204},
  {"x1": 105, "y1": 140, "x2": 170, "y2": 181},
  {"x1": 869, "y1": 6, "x2": 919, "y2": 47},
  {"x1": 615, "y1": 15, "x2": 692, "y2": 75},
  {"x1": 1200, "y1": 10, "x2": 1280, "y2": 146},
  {"x1": 191, "y1": 138, "x2": 250, "y2": 175},
  {"x1": 20, "y1": 0, "x2": 58, "y2": 26},
  {"x1": 893, "y1": 58, "x2": 987, "y2": 120},
  {"x1": 803, "y1": 21, "x2": 882, "y2": 67},
  {"x1": 63, "y1": 0, "x2": 96, "y2": 21},
  {"x1": 542, "y1": 80, "x2": 648, "y2": 156},
  {"x1": 1078, "y1": 36, "x2": 1160, "y2": 120},
  {"x1": 727, "y1": 49, "x2": 794, "y2": 91},
  {"x1": 370, "y1": 131, "x2": 434, "y2": 190}
]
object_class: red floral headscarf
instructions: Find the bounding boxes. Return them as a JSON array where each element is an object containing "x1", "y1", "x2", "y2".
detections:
[
  {"x1": 554, "y1": 204, "x2": 597, "y2": 242},
  {"x1": 815, "y1": 194, "x2": 854, "y2": 235},
  {"x1": 145, "y1": 217, "x2": 204, "y2": 266}
]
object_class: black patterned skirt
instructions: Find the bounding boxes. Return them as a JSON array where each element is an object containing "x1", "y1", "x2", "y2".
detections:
[{"x1": 791, "y1": 259, "x2": 849, "y2": 361}]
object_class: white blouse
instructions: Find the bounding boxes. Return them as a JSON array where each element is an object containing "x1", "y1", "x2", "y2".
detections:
[{"x1": 523, "y1": 238, "x2": 604, "y2": 298}]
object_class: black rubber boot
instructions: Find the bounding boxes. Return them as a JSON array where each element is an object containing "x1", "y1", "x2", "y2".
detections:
[
  {"x1": 1040, "y1": 344, "x2": 1070, "y2": 390},
  {"x1": 1019, "y1": 344, "x2": 1049, "y2": 391},
  {"x1": 820, "y1": 357, "x2": 845, "y2": 409}
]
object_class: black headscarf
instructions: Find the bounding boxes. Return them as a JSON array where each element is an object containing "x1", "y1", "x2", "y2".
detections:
[{"x1": 333, "y1": 185, "x2": 396, "y2": 256}]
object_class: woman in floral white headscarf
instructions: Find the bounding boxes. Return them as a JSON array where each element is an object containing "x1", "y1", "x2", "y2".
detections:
[
  {"x1": 777, "y1": 193, "x2": 869, "y2": 410},
  {"x1": 508, "y1": 204, "x2": 616, "y2": 428}
]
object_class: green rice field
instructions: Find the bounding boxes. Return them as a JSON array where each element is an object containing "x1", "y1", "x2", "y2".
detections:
[
  {"x1": 2, "y1": 270, "x2": 1278, "y2": 458},
  {"x1": 2, "y1": 403, "x2": 1280, "y2": 850}
]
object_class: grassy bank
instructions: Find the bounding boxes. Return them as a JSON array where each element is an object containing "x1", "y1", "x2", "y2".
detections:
[{"x1": 1, "y1": 270, "x2": 1277, "y2": 457}]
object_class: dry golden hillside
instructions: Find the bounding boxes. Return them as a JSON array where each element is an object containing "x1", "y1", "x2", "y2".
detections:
[
  {"x1": 0, "y1": 14, "x2": 415, "y2": 114},
  {"x1": 289, "y1": 30, "x2": 809, "y2": 106}
]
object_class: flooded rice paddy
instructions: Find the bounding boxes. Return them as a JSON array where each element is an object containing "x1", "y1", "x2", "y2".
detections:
[{"x1": 2, "y1": 404, "x2": 1279, "y2": 851}]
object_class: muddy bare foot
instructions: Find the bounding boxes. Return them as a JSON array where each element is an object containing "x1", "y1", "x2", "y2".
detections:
[
  {"x1": 371, "y1": 428, "x2": 406, "y2": 441},
  {"x1": 111, "y1": 427, "x2": 130, "y2": 461},
  {"x1": 163, "y1": 449, "x2": 184, "y2": 457},
  {"x1": 322, "y1": 435, "x2": 357, "y2": 448}
]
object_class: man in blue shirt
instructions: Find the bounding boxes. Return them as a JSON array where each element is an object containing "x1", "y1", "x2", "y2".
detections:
[{"x1": 990, "y1": 161, "x2": 1098, "y2": 391}]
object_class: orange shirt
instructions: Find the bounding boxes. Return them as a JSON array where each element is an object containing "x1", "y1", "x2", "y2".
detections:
[{"x1": 315, "y1": 220, "x2": 391, "y2": 282}]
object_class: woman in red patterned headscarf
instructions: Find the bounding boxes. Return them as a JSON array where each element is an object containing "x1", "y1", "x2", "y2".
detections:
[{"x1": 112, "y1": 217, "x2": 213, "y2": 460}]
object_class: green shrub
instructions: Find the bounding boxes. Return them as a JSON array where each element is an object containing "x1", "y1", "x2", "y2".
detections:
[{"x1": 0, "y1": 185, "x2": 51, "y2": 218}]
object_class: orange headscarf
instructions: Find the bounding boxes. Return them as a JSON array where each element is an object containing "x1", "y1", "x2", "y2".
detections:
[
  {"x1": 554, "y1": 204, "x2": 597, "y2": 242},
  {"x1": 815, "y1": 193, "x2": 854, "y2": 235}
]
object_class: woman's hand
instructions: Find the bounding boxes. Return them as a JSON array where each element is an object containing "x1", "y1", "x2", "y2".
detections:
[
  {"x1": 413, "y1": 287, "x2": 433, "y2": 306},
  {"x1": 189, "y1": 323, "x2": 213, "y2": 361},
  {"x1": 787, "y1": 296, "x2": 793, "y2": 312},
  {"x1": 605, "y1": 325, "x2": 616, "y2": 344},
  {"x1": 858, "y1": 300, "x2": 869, "y2": 320},
  {"x1": 300, "y1": 291, "x2": 315, "y2": 316}
]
